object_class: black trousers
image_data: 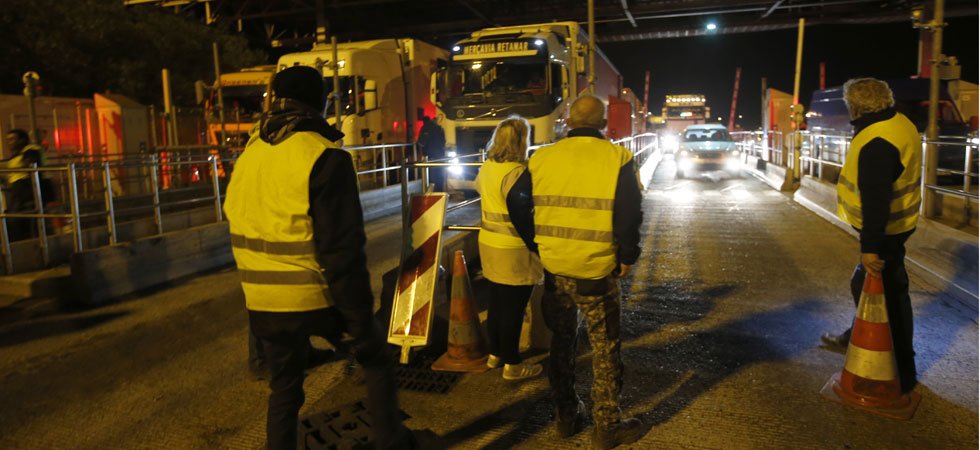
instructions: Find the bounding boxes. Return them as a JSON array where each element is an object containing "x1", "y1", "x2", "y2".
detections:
[
  {"x1": 6, "y1": 179, "x2": 35, "y2": 241},
  {"x1": 845, "y1": 232, "x2": 917, "y2": 392},
  {"x1": 486, "y1": 281, "x2": 534, "y2": 364},
  {"x1": 249, "y1": 308, "x2": 406, "y2": 450}
]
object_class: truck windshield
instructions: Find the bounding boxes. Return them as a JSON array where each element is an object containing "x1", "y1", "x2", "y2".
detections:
[
  {"x1": 323, "y1": 76, "x2": 370, "y2": 118},
  {"x1": 219, "y1": 85, "x2": 267, "y2": 120},
  {"x1": 667, "y1": 106, "x2": 707, "y2": 119},
  {"x1": 448, "y1": 59, "x2": 548, "y2": 97}
]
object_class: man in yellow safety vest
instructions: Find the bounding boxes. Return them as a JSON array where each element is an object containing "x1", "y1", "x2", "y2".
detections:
[
  {"x1": 223, "y1": 66, "x2": 413, "y2": 450},
  {"x1": 2, "y1": 129, "x2": 48, "y2": 241},
  {"x1": 507, "y1": 95, "x2": 645, "y2": 449},
  {"x1": 822, "y1": 78, "x2": 921, "y2": 394}
]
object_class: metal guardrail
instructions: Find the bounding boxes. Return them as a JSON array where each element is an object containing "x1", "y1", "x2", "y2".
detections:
[
  {"x1": 731, "y1": 130, "x2": 786, "y2": 166},
  {"x1": 0, "y1": 142, "x2": 420, "y2": 274}
]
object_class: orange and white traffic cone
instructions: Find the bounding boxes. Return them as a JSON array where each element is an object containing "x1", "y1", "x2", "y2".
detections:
[
  {"x1": 431, "y1": 250, "x2": 489, "y2": 373},
  {"x1": 820, "y1": 274, "x2": 921, "y2": 420}
]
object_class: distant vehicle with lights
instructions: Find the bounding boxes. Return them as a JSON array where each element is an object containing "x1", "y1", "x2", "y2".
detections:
[
  {"x1": 433, "y1": 21, "x2": 624, "y2": 190},
  {"x1": 278, "y1": 39, "x2": 448, "y2": 179},
  {"x1": 202, "y1": 65, "x2": 274, "y2": 147},
  {"x1": 675, "y1": 124, "x2": 741, "y2": 178},
  {"x1": 660, "y1": 94, "x2": 710, "y2": 153}
]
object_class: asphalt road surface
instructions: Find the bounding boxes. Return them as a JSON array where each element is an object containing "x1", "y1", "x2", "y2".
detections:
[{"x1": 0, "y1": 158, "x2": 975, "y2": 449}]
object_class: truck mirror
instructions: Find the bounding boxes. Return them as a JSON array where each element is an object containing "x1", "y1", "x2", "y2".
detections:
[
  {"x1": 430, "y1": 72, "x2": 438, "y2": 106},
  {"x1": 364, "y1": 79, "x2": 378, "y2": 111},
  {"x1": 194, "y1": 80, "x2": 208, "y2": 105}
]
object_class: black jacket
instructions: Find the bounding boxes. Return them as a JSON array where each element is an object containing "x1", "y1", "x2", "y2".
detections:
[{"x1": 506, "y1": 127, "x2": 644, "y2": 268}]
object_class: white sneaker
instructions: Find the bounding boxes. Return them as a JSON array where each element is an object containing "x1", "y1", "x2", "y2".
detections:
[
  {"x1": 503, "y1": 362, "x2": 543, "y2": 380},
  {"x1": 487, "y1": 354, "x2": 502, "y2": 369}
]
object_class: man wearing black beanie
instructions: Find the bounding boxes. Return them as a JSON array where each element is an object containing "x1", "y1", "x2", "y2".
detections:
[{"x1": 225, "y1": 66, "x2": 414, "y2": 450}]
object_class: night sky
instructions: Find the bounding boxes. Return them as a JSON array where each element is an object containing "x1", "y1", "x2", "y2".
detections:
[{"x1": 602, "y1": 17, "x2": 979, "y2": 130}]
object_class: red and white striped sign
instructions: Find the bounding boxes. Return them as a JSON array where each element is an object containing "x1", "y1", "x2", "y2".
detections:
[{"x1": 388, "y1": 193, "x2": 447, "y2": 363}]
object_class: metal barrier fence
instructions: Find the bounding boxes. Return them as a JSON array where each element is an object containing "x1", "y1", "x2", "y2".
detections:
[
  {"x1": 731, "y1": 130, "x2": 786, "y2": 166},
  {"x1": 794, "y1": 130, "x2": 978, "y2": 223},
  {"x1": 0, "y1": 131, "x2": 662, "y2": 275},
  {"x1": 0, "y1": 142, "x2": 419, "y2": 274}
]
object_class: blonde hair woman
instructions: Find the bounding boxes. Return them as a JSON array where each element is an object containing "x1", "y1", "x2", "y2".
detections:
[{"x1": 475, "y1": 116, "x2": 543, "y2": 380}]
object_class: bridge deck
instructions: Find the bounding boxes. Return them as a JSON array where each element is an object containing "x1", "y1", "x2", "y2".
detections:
[{"x1": 0, "y1": 159, "x2": 975, "y2": 449}]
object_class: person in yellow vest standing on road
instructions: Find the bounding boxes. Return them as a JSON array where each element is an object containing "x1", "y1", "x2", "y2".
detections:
[
  {"x1": 2, "y1": 129, "x2": 49, "y2": 241},
  {"x1": 822, "y1": 78, "x2": 921, "y2": 394},
  {"x1": 508, "y1": 96, "x2": 645, "y2": 449},
  {"x1": 224, "y1": 66, "x2": 413, "y2": 450},
  {"x1": 475, "y1": 116, "x2": 544, "y2": 380}
]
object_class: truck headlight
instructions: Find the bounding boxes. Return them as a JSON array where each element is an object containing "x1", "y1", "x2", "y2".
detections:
[{"x1": 449, "y1": 157, "x2": 463, "y2": 175}]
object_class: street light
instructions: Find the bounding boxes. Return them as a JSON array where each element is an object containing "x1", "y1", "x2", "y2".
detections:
[{"x1": 706, "y1": 23, "x2": 717, "y2": 31}]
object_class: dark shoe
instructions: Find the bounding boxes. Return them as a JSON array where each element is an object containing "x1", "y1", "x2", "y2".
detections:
[
  {"x1": 556, "y1": 400, "x2": 586, "y2": 438},
  {"x1": 820, "y1": 331, "x2": 850, "y2": 350},
  {"x1": 592, "y1": 417, "x2": 644, "y2": 450}
]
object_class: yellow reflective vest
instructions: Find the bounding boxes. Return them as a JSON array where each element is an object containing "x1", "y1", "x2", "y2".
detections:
[
  {"x1": 5, "y1": 144, "x2": 46, "y2": 185},
  {"x1": 476, "y1": 160, "x2": 542, "y2": 285},
  {"x1": 529, "y1": 136, "x2": 633, "y2": 279},
  {"x1": 224, "y1": 130, "x2": 334, "y2": 312},
  {"x1": 836, "y1": 112, "x2": 921, "y2": 235}
]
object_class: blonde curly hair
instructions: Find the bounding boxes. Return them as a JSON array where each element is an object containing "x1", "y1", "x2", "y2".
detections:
[
  {"x1": 843, "y1": 78, "x2": 894, "y2": 120},
  {"x1": 486, "y1": 116, "x2": 530, "y2": 163}
]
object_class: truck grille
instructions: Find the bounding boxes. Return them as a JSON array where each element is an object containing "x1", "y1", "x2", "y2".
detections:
[{"x1": 456, "y1": 127, "x2": 496, "y2": 155}]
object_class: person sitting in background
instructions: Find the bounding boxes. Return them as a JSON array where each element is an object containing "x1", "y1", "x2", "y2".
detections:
[{"x1": 475, "y1": 116, "x2": 544, "y2": 381}]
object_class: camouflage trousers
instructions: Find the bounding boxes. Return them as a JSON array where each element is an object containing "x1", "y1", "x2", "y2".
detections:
[{"x1": 541, "y1": 272, "x2": 623, "y2": 428}]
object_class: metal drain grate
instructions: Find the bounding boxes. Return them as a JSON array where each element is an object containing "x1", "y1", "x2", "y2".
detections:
[
  {"x1": 300, "y1": 401, "x2": 373, "y2": 450},
  {"x1": 394, "y1": 354, "x2": 462, "y2": 394}
]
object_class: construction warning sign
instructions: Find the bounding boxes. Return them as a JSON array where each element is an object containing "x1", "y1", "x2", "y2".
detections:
[{"x1": 388, "y1": 193, "x2": 447, "y2": 363}]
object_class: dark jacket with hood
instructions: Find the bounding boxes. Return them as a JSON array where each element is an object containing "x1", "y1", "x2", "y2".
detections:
[{"x1": 253, "y1": 99, "x2": 374, "y2": 335}]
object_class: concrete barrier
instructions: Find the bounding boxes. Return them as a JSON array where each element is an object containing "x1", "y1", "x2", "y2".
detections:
[
  {"x1": 745, "y1": 156, "x2": 793, "y2": 191},
  {"x1": 70, "y1": 222, "x2": 233, "y2": 305},
  {"x1": 793, "y1": 175, "x2": 978, "y2": 301}
]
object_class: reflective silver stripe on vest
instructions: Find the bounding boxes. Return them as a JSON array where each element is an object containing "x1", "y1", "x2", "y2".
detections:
[
  {"x1": 482, "y1": 211, "x2": 511, "y2": 222},
  {"x1": 231, "y1": 234, "x2": 315, "y2": 256},
  {"x1": 482, "y1": 221, "x2": 520, "y2": 237},
  {"x1": 890, "y1": 200, "x2": 921, "y2": 221},
  {"x1": 534, "y1": 195, "x2": 614, "y2": 211},
  {"x1": 837, "y1": 197, "x2": 863, "y2": 220},
  {"x1": 838, "y1": 174, "x2": 857, "y2": 193},
  {"x1": 891, "y1": 180, "x2": 920, "y2": 199},
  {"x1": 239, "y1": 269, "x2": 325, "y2": 285},
  {"x1": 535, "y1": 224, "x2": 614, "y2": 243}
]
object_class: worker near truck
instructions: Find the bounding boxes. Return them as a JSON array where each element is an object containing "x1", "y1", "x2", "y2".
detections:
[
  {"x1": 822, "y1": 78, "x2": 921, "y2": 395},
  {"x1": 507, "y1": 95, "x2": 645, "y2": 449},
  {"x1": 223, "y1": 66, "x2": 413, "y2": 450},
  {"x1": 417, "y1": 115, "x2": 447, "y2": 191},
  {"x1": 475, "y1": 116, "x2": 544, "y2": 381}
]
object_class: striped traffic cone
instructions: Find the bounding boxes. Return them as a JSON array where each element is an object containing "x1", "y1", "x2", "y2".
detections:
[
  {"x1": 431, "y1": 250, "x2": 489, "y2": 373},
  {"x1": 820, "y1": 274, "x2": 921, "y2": 420}
]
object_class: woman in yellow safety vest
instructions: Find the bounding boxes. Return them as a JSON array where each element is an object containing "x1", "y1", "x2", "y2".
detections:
[{"x1": 475, "y1": 116, "x2": 544, "y2": 380}]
